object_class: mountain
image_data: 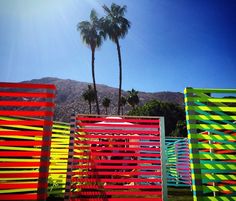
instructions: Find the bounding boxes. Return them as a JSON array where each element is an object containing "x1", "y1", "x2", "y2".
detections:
[{"x1": 23, "y1": 77, "x2": 184, "y2": 122}]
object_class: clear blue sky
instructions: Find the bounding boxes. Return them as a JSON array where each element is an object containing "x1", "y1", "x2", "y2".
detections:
[{"x1": 0, "y1": 0, "x2": 235, "y2": 92}]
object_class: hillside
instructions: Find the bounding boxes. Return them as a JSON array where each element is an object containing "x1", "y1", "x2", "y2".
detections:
[{"x1": 23, "y1": 77, "x2": 184, "y2": 122}]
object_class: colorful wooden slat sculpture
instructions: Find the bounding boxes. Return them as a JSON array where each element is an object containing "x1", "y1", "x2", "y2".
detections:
[
  {"x1": 0, "y1": 82, "x2": 56, "y2": 201},
  {"x1": 184, "y1": 87, "x2": 236, "y2": 201},
  {"x1": 64, "y1": 115, "x2": 167, "y2": 201}
]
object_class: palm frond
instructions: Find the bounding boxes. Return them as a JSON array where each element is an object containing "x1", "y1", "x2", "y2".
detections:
[
  {"x1": 102, "y1": 3, "x2": 130, "y2": 40},
  {"x1": 90, "y1": 9, "x2": 98, "y2": 22},
  {"x1": 77, "y1": 10, "x2": 105, "y2": 49},
  {"x1": 102, "y1": 4, "x2": 111, "y2": 15}
]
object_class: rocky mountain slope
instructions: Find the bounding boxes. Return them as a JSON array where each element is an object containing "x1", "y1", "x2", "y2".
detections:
[{"x1": 23, "y1": 77, "x2": 184, "y2": 122}]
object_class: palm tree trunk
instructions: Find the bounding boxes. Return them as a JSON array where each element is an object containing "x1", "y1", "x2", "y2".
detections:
[
  {"x1": 115, "y1": 38, "x2": 122, "y2": 115},
  {"x1": 91, "y1": 49, "x2": 100, "y2": 114},
  {"x1": 89, "y1": 102, "x2": 91, "y2": 114}
]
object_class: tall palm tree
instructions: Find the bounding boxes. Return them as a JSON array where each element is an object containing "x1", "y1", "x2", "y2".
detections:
[
  {"x1": 120, "y1": 96, "x2": 126, "y2": 115},
  {"x1": 102, "y1": 3, "x2": 130, "y2": 115},
  {"x1": 127, "y1": 88, "x2": 139, "y2": 110},
  {"x1": 77, "y1": 9, "x2": 105, "y2": 115},
  {"x1": 102, "y1": 97, "x2": 111, "y2": 115},
  {"x1": 82, "y1": 85, "x2": 96, "y2": 114}
]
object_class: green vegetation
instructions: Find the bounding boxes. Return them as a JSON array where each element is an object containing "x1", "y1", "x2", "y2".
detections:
[
  {"x1": 129, "y1": 100, "x2": 187, "y2": 136},
  {"x1": 120, "y1": 95, "x2": 127, "y2": 115},
  {"x1": 102, "y1": 97, "x2": 111, "y2": 114},
  {"x1": 127, "y1": 88, "x2": 140, "y2": 109},
  {"x1": 82, "y1": 85, "x2": 96, "y2": 114}
]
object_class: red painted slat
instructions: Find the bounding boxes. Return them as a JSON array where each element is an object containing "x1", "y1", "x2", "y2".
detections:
[
  {"x1": 84, "y1": 147, "x2": 160, "y2": 152},
  {"x1": 73, "y1": 165, "x2": 161, "y2": 170},
  {"x1": 0, "y1": 140, "x2": 51, "y2": 146},
  {"x1": 77, "y1": 116, "x2": 160, "y2": 123},
  {"x1": 75, "y1": 185, "x2": 162, "y2": 189},
  {"x1": 73, "y1": 159, "x2": 161, "y2": 164},
  {"x1": 70, "y1": 198, "x2": 162, "y2": 201},
  {"x1": 77, "y1": 128, "x2": 160, "y2": 135},
  {"x1": 0, "y1": 82, "x2": 56, "y2": 89},
  {"x1": 78, "y1": 122, "x2": 159, "y2": 129},
  {"x1": 78, "y1": 134, "x2": 159, "y2": 140},
  {"x1": 0, "y1": 151, "x2": 50, "y2": 157},
  {"x1": 0, "y1": 182, "x2": 38, "y2": 189},
  {"x1": 0, "y1": 120, "x2": 53, "y2": 126},
  {"x1": 73, "y1": 171, "x2": 161, "y2": 176},
  {"x1": 0, "y1": 161, "x2": 50, "y2": 167},
  {"x1": 0, "y1": 131, "x2": 48, "y2": 136},
  {"x1": 0, "y1": 101, "x2": 55, "y2": 107},
  {"x1": 73, "y1": 178, "x2": 162, "y2": 183},
  {"x1": 0, "y1": 172, "x2": 40, "y2": 178},
  {"x1": 0, "y1": 194, "x2": 37, "y2": 200},
  {"x1": 74, "y1": 140, "x2": 160, "y2": 146},
  {"x1": 0, "y1": 91, "x2": 55, "y2": 98},
  {"x1": 77, "y1": 191, "x2": 162, "y2": 195},
  {"x1": 74, "y1": 152, "x2": 160, "y2": 157},
  {"x1": 0, "y1": 110, "x2": 53, "y2": 116}
]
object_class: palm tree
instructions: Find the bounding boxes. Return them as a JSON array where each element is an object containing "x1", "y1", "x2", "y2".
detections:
[
  {"x1": 102, "y1": 3, "x2": 130, "y2": 115},
  {"x1": 127, "y1": 88, "x2": 139, "y2": 110},
  {"x1": 82, "y1": 85, "x2": 96, "y2": 114},
  {"x1": 120, "y1": 96, "x2": 126, "y2": 115},
  {"x1": 77, "y1": 9, "x2": 105, "y2": 115},
  {"x1": 102, "y1": 97, "x2": 111, "y2": 115}
]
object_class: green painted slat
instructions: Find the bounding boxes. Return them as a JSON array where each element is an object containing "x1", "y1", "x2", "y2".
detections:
[
  {"x1": 186, "y1": 106, "x2": 236, "y2": 112},
  {"x1": 187, "y1": 114, "x2": 236, "y2": 121},
  {"x1": 185, "y1": 87, "x2": 236, "y2": 94},
  {"x1": 185, "y1": 97, "x2": 236, "y2": 103},
  {"x1": 190, "y1": 153, "x2": 236, "y2": 160},
  {"x1": 203, "y1": 185, "x2": 236, "y2": 193},
  {"x1": 202, "y1": 196, "x2": 236, "y2": 201},
  {"x1": 199, "y1": 163, "x2": 236, "y2": 170},
  {"x1": 190, "y1": 143, "x2": 236, "y2": 150},
  {"x1": 201, "y1": 174, "x2": 236, "y2": 181},
  {"x1": 188, "y1": 124, "x2": 236, "y2": 130},
  {"x1": 189, "y1": 133, "x2": 236, "y2": 142}
]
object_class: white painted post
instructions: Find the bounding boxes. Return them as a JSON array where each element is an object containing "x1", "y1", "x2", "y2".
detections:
[
  {"x1": 160, "y1": 117, "x2": 168, "y2": 201},
  {"x1": 64, "y1": 114, "x2": 76, "y2": 201}
]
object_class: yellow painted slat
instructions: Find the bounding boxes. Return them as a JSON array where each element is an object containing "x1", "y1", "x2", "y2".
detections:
[
  {"x1": 187, "y1": 114, "x2": 236, "y2": 121},
  {"x1": 190, "y1": 143, "x2": 236, "y2": 150},
  {"x1": 185, "y1": 97, "x2": 236, "y2": 103},
  {"x1": 189, "y1": 133, "x2": 236, "y2": 141},
  {"x1": 0, "y1": 188, "x2": 37, "y2": 193},
  {"x1": 186, "y1": 106, "x2": 236, "y2": 112}
]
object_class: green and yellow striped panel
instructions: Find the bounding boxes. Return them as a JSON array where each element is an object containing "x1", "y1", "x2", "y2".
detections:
[{"x1": 184, "y1": 87, "x2": 236, "y2": 201}]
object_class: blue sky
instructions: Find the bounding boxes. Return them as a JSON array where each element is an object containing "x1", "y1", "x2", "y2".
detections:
[{"x1": 0, "y1": 0, "x2": 235, "y2": 93}]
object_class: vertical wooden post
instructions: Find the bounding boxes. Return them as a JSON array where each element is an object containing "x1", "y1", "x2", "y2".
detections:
[
  {"x1": 160, "y1": 117, "x2": 168, "y2": 201},
  {"x1": 37, "y1": 88, "x2": 55, "y2": 201},
  {"x1": 185, "y1": 88, "x2": 203, "y2": 201},
  {"x1": 64, "y1": 113, "x2": 76, "y2": 201}
]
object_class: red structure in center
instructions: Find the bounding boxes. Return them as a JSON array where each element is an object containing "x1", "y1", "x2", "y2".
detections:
[{"x1": 64, "y1": 114, "x2": 167, "y2": 201}]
